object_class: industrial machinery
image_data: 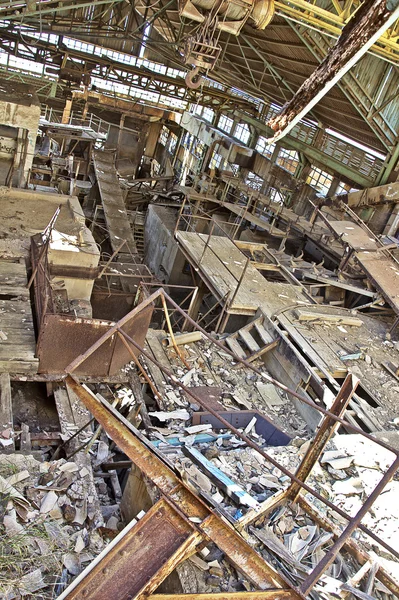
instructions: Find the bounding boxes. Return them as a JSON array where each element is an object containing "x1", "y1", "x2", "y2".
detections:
[{"x1": 179, "y1": 0, "x2": 274, "y2": 87}]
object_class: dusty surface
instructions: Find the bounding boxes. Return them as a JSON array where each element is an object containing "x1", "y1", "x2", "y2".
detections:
[
  {"x1": 11, "y1": 382, "x2": 60, "y2": 433},
  {"x1": 142, "y1": 329, "x2": 307, "y2": 438},
  {"x1": 293, "y1": 309, "x2": 399, "y2": 428},
  {"x1": 0, "y1": 189, "x2": 81, "y2": 259}
]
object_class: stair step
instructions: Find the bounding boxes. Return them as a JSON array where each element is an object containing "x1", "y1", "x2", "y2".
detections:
[
  {"x1": 254, "y1": 321, "x2": 273, "y2": 345},
  {"x1": 239, "y1": 330, "x2": 260, "y2": 353},
  {"x1": 225, "y1": 337, "x2": 247, "y2": 360}
]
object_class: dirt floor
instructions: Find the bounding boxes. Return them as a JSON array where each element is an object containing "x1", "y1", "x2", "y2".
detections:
[{"x1": 11, "y1": 382, "x2": 60, "y2": 433}]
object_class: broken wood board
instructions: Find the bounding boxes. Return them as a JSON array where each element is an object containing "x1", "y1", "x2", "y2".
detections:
[
  {"x1": 295, "y1": 310, "x2": 363, "y2": 327},
  {"x1": 0, "y1": 372, "x2": 14, "y2": 452}
]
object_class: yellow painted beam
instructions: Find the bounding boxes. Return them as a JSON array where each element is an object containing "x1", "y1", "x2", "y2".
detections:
[{"x1": 274, "y1": 0, "x2": 399, "y2": 61}]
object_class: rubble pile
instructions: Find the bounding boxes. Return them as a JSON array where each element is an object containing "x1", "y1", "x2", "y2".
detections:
[
  {"x1": 139, "y1": 335, "x2": 307, "y2": 437},
  {"x1": 0, "y1": 454, "x2": 105, "y2": 599},
  {"x1": 163, "y1": 435, "x2": 399, "y2": 596}
]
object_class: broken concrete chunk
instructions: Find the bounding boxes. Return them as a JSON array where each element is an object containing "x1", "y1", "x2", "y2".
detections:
[
  {"x1": 96, "y1": 441, "x2": 109, "y2": 463},
  {"x1": 59, "y1": 462, "x2": 79, "y2": 473},
  {"x1": 3, "y1": 514, "x2": 24, "y2": 536},
  {"x1": 332, "y1": 477, "x2": 364, "y2": 495},
  {"x1": 18, "y1": 569, "x2": 46, "y2": 596},
  {"x1": 74, "y1": 534, "x2": 86, "y2": 554},
  {"x1": 256, "y1": 382, "x2": 284, "y2": 407},
  {"x1": 321, "y1": 451, "x2": 354, "y2": 470},
  {"x1": 5, "y1": 470, "x2": 30, "y2": 486},
  {"x1": 40, "y1": 491, "x2": 58, "y2": 514},
  {"x1": 149, "y1": 409, "x2": 190, "y2": 421},
  {"x1": 190, "y1": 555, "x2": 210, "y2": 571},
  {"x1": 63, "y1": 553, "x2": 81, "y2": 575}
]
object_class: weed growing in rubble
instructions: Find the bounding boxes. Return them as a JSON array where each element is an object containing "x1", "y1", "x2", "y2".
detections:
[{"x1": 0, "y1": 522, "x2": 64, "y2": 598}]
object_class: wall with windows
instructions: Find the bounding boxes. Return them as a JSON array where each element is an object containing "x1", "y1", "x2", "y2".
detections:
[
  {"x1": 218, "y1": 115, "x2": 234, "y2": 134},
  {"x1": 233, "y1": 123, "x2": 251, "y2": 145},
  {"x1": 276, "y1": 148, "x2": 299, "y2": 175},
  {"x1": 153, "y1": 124, "x2": 180, "y2": 173}
]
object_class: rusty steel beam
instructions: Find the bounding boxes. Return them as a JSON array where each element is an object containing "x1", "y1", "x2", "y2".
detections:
[
  {"x1": 288, "y1": 373, "x2": 359, "y2": 500},
  {"x1": 268, "y1": 0, "x2": 399, "y2": 142},
  {"x1": 65, "y1": 289, "x2": 399, "y2": 457},
  {"x1": 58, "y1": 499, "x2": 202, "y2": 600},
  {"x1": 299, "y1": 452, "x2": 399, "y2": 595},
  {"x1": 116, "y1": 327, "x2": 399, "y2": 561},
  {"x1": 65, "y1": 375, "x2": 302, "y2": 597}
]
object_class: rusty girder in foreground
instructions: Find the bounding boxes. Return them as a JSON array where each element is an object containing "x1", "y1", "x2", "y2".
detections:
[
  {"x1": 58, "y1": 288, "x2": 399, "y2": 599},
  {"x1": 59, "y1": 375, "x2": 301, "y2": 600}
]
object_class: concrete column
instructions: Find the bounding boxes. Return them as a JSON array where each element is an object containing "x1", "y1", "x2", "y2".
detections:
[
  {"x1": 328, "y1": 175, "x2": 341, "y2": 197},
  {"x1": 145, "y1": 122, "x2": 162, "y2": 158},
  {"x1": 62, "y1": 99, "x2": 73, "y2": 124},
  {"x1": 384, "y1": 202, "x2": 399, "y2": 237}
]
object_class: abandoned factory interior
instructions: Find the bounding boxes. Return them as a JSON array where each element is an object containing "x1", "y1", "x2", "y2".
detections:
[{"x1": 2, "y1": 0, "x2": 399, "y2": 599}]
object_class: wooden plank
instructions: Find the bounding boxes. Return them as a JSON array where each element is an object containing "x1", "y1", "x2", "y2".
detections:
[
  {"x1": 66, "y1": 382, "x2": 91, "y2": 429},
  {"x1": 54, "y1": 387, "x2": 74, "y2": 430},
  {"x1": 0, "y1": 346, "x2": 37, "y2": 360},
  {"x1": 143, "y1": 341, "x2": 168, "y2": 397},
  {"x1": 250, "y1": 262, "x2": 281, "y2": 271},
  {"x1": 0, "y1": 332, "x2": 36, "y2": 345},
  {"x1": 247, "y1": 340, "x2": 280, "y2": 363},
  {"x1": 225, "y1": 337, "x2": 247, "y2": 359},
  {"x1": 0, "y1": 300, "x2": 33, "y2": 315},
  {"x1": 0, "y1": 274, "x2": 28, "y2": 286},
  {"x1": 254, "y1": 321, "x2": 274, "y2": 345},
  {"x1": 382, "y1": 361, "x2": 399, "y2": 382},
  {"x1": 0, "y1": 316, "x2": 34, "y2": 327},
  {"x1": 302, "y1": 273, "x2": 375, "y2": 297},
  {"x1": 295, "y1": 309, "x2": 363, "y2": 327},
  {"x1": 0, "y1": 286, "x2": 30, "y2": 298},
  {"x1": 0, "y1": 359, "x2": 38, "y2": 373},
  {"x1": 239, "y1": 329, "x2": 260, "y2": 353},
  {"x1": 0, "y1": 372, "x2": 14, "y2": 450},
  {"x1": 20, "y1": 423, "x2": 31, "y2": 451},
  {"x1": 278, "y1": 314, "x2": 345, "y2": 376}
]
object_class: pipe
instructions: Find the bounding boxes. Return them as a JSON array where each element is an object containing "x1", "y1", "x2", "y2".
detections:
[{"x1": 161, "y1": 331, "x2": 203, "y2": 347}]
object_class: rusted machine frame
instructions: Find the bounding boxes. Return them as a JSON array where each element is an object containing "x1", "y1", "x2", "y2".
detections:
[
  {"x1": 64, "y1": 288, "x2": 399, "y2": 596},
  {"x1": 63, "y1": 376, "x2": 302, "y2": 600}
]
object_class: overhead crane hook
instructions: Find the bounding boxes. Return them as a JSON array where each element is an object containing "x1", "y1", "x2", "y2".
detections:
[{"x1": 185, "y1": 65, "x2": 203, "y2": 89}]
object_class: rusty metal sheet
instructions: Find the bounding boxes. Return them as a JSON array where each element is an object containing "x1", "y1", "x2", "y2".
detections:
[
  {"x1": 91, "y1": 290, "x2": 136, "y2": 321},
  {"x1": 59, "y1": 498, "x2": 200, "y2": 600},
  {"x1": 185, "y1": 386, "x2": 225, "y2": 411},
  {"x1": 37, "y1": 305, "x2": 153, "y2": 376}
]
